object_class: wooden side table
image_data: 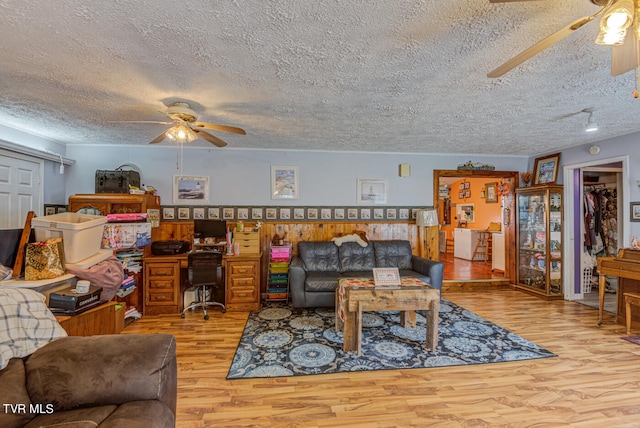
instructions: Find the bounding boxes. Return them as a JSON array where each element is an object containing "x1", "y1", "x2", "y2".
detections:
[{"x1": 55, "y1": 301, "x2": 124, "y2": 336}]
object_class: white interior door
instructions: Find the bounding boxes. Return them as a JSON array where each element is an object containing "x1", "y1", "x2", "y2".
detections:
[{"x1": 0, "y1": 150, "x2": 43, "y2": 229}]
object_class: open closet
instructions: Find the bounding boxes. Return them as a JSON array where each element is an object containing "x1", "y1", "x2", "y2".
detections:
[{"x1": 580, "y1": 167, "x2": 622, "y2": 311}]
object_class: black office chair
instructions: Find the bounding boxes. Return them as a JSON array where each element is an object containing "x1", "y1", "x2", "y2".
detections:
[{"x1": 181, "y1": 251, "x2": 226, "y2": 320}]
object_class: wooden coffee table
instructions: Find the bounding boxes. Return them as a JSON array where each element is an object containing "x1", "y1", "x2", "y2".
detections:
[{"x1": 335, "y1": 277, "x2": 439, "y2": 355}]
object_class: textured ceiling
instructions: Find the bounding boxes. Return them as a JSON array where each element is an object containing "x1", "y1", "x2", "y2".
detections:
[{"x1": 0, "y1": 0, "x2": 639, "y2": 156}]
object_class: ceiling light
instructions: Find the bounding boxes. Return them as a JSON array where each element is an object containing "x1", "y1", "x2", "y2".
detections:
[
  {"x1": 585, "y1": 110, "x2": 599, "y2": 132},
  {"x1": 166, "y1": 124, "x2": 197, "y2": 143},
  {"x1": 596, "y1": 0, "x2": 634, "y2": 45}
]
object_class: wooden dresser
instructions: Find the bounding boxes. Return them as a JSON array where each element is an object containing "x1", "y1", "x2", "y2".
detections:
[{"x1": 225, "y1": 253, "x2": 261, "y2": 311}]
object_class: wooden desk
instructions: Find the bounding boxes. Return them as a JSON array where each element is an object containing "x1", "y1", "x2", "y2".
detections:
[
  {"x1": 142, "y1": 252, "x2": 262, "y2": 314},
  {"x1": 597, "y1": 249, "x2": 640, "y2": 326},
  {"x1": 56, "y1": 301, "x2": 124, "y2": 336}
]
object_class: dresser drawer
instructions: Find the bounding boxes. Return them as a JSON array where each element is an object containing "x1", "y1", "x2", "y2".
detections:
[
  {"x1": 227, "y1": 286, "x2": 258, "y2": 303},
  {"x1": 229, "y1": 276, "x2": 255, "y2": 289},
  {"x1": 147, "y1": 265, "x2": 178, "y2": 277},
  {"x1": 234, "y1": 232, "x2": 260, "y2": 254}
]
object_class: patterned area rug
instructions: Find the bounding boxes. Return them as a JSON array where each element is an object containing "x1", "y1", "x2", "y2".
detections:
[
  {"x1": 622, "y1": 336, "x2": 640, "y2": 345},
  {"x1": 227, "y1": 300, "x2": 555, "y2": 379}
]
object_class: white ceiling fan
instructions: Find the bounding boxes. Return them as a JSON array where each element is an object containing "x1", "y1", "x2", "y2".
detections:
[
  {"x1": 488, "y1": 0, "x2": 639, "y2": 78},
  {"x1": 121, "y1": 102, "x2": 246, "y2": 147}
]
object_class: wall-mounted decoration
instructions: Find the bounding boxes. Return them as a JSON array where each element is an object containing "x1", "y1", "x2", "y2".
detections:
[
  {"x1": 252, "y1": 208, "x2": 263, "y2": 219},
  {"x1": 266, "y1": 208, "x2": 277, "y2": 219},
  {"x1": 485, "y1": 182, "x2": 498, "y2": 203},
  {"x1": 237, "y1": 208, "x2": 249, "y2": 219},
  {"x1": 348, "y1": 208, "x2": 358, "y2": 219},
  {"x1": 321, "y1": 208, "x2": 332, "y2": 219},
  {"x1": 360, "y1": 208, "x2": 371, "y2": 219},
  {"x1": 193, "y1": 207, "x2": 205, "y2": 219},
  {"x1": 533, "y1": 153, "x2": 561, "y2": 185},
  {"x1": 399, "y1": 209, "x2": 409, "y2": 220},
  {"x1": 457, "y1": 204, "x2": 475, "y2": 223},
  {"x1": 294, "y1": 208, "x2": 305, "y2": 219},
  {"x1": 163, "y1": 207, "x2": 175, "y2": 220},
  {"x1": 334, "y1": 208, "x2": 345, "y2": 220},
  {"x1": 279, "y1": 208, "x2": 291, "y2": 220},
  {"x1": 386, "y1": 208, "x2": 397, "y2": 219},
  {"x1": 178, "y1": 207, "x2": 190, "y2": 220},
  {"x1": 631, "y1": 202, "x2": 640, "y2": 222},
  {"x1": 357, "y1": 179, "x2": 388, "y2": 204},
  {"x1": 208, "y1": 207, "x2": 220, "y2": 219},
  {"x1": 45, "y1": 206, "x2": 56, "y2": 216},
  {"x1": 307, "y1": 208, "x2": 318, "y2": 220},
  {"x1": 271, "y1": 166, "x2": 299, "y2": 200},
  {"x1": 374, "y1": 208, "x2": 384, "y2": 219},
  {"x1": 173, "y1": 175, "x2": 209, "y2": 204},
  {"x1": 223, "y1": 207, "x2": 235, "y2": 220}
]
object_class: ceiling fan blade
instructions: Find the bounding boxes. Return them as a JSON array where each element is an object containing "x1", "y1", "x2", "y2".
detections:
[
  {"x1": 193, "y1": 129, "x2": 228, "y2": 147},
  {"x1": 193, "y1": 122, "x2": 247, "y2": 135},
  {"x1": 488, "y1": 16, "x2": 597, "y2": 77},
  {"x1": 149, "y1": 130, "x2": 169, "y2": 144},
  {"x1": 611, "y1": 27, "x2": 638, "y2": 76},
  {"x1": 109, "y1": 120, "x2": 174, "y2": 125}
]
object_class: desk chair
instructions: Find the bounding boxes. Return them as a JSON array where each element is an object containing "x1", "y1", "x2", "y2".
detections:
[{"x1": 181, "y1": 251, "x2": 226, "y2": 320}]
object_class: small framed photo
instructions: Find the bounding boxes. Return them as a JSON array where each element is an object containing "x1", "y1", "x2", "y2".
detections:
[
  {"x1": 533, "y1": 153, "x2": 561, "y2": 185},
  {"x1": 334, "y1": 208, "x2": 345, "y2": 220},
  {"x1": 386, "y1": 208, "x2": 397, "y2": 219},
  {"x1": 193, "y1": 207, "x2": 205, "y2": 219},
  {"x1": 178, "y1": 207, "x2": 190, "y2": 220},
  {"x1": 360, "y1": 208, "x2": 371, "y2": 219},
  {"x1": 57, "y1": 206, "x2": 67, "y2": 214},
  {"x1": 485, "y1": 182, "x2": 498, "y2": 203},
  {"x1": 307, "y1": 208, "x2": 318, "y2": 220},
  {"x1": 208, "y1": 207, "x2": 220, "y2": 219},
  {"x1": 223, "y1": 207, "x2": 235, "y2": 220},
  {"x1": 464, "y1": 189, "x2": 471, "y2": 199},
  {"x1": 357, "y1": 179, "x2": 388, "y2": 204},
  {"x1": 464, "y1": 181, "x2": 470, "y2": 189},
  {"x1": 631, "y1": 202, "x2": 640, "y2": 222},
  {"x1": 163, "y1": 207, "x2": 175, "y2": 220},
  {"x1": 321, "y1": 208, "x2": 332, "y2": 219},
  {"x1": 399, "y1": 208, "x2": 409, "y2": 220},
  {"x1": 252, "y1": 208, "x2": 263, "y2": 220},
  {"x1": 374, "y1": 208, "x2": 384, "y2": 219},
  {"x1": 271, "y1": 166, "x2": 299, "y2": 200},
  {"x1": 373, "y1": 267, "x2": 401, "y2": 286},
  {"x1": 173, "y1": 175, "x2": 209, "y2": 204},
  {"x1": 347, "y1": 208, "x2": 358, "y2": 220},
  {"x1": 266, "y1": 208, "x2": 277, "y2": 219},
  {"x1": 280, "y1": 208, "x2": 291, "y2": 220},
  {"x1": 294, "y1": 208, "x2": 305, "y2": 219},
  {"x1": 237, "y1": 208, "x2": 249, "y2": 220},
  {"x1": 45, "y1": 206, "x2": 56, "y2": 216}
]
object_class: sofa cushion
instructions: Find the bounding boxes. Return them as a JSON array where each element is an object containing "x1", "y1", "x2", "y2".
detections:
[
  {"x1": 373, "y1": 240, "x2": 413, "y2": 270},
  {"x1": 298, "y1": 242, "x2": 340, "y2": 272},
  {"x1": 304, "y1": 271, "x2": 341, "y2": 293},
  {"x1": 26, "y1": 334, "x2": 176, "y2": 412},
  {"x1": 399, "y1": 269, "x2": 431, "y2": 285},
  {"x1": 0, "y1": 358, "x2": 34, "y2": 428},
  {"x1": 23, "y1": 405, "x2": 118, "y2": 428},
  {"x1": 338, "y1": 242, "x2": 375, "y2": 272}
]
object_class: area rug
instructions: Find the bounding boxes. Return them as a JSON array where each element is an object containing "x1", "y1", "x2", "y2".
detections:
[
  {"x1": 622, "y1": 335, "x2": 640, "y2": 345},
  {"x1": 227, "y1": 300, "x2": 555, "y2": 379}
]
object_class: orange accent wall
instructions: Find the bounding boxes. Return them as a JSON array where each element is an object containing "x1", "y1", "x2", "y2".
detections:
[{"x1": 441, "y1": 177, "x2": 502, "y2": 240}]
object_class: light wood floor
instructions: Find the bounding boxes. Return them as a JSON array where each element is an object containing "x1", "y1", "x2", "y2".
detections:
[{"x1": 122, "y1": 288, "x2": 640, "y2": 427}]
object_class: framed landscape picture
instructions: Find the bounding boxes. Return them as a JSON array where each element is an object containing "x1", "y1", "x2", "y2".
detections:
[
  {"x1": 533, "y1": 153, "x2": 560, "y2": 185},
  {"x1": 357, "y1": 179, "x2": 388, "y2": 204},
  {"x1": 271, "y1": 166, "x2": 299, "y2": 199},
  {"x1": 173, "y1": 175, "x2": 209, "y2": 204}
]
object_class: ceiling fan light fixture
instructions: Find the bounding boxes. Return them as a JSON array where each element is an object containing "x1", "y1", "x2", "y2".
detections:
[
  {"x1": 595, "y1": 1, "x2": 635, "y2": 45},
  {"x1": 166, "y1": 124, "x2": 197, "y2": 142}
]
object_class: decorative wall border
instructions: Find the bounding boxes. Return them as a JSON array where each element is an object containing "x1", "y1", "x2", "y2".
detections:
[{"x1": 159, "y1": 206, "x2": 433, "y2": 222}]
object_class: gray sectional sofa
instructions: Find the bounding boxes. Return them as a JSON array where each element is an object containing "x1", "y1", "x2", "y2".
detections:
[{"x1": 289, "y1": 240, "x2": 444, "y2": 309}]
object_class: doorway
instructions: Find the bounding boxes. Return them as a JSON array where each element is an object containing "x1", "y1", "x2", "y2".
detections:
[
  {"x1": 0, "y1": 149, "x2": 43, "y2": 229},
  {"x1": 434, "y1": 169, "x2": 519, "y2": 284}
]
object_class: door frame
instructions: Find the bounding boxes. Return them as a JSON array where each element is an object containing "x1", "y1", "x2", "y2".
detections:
[
  {"x1": 434, "y1": 169, "x2": 519, "y2": 284},
  {"x1": 0, "y1": 148, "x2": 44, "y2": 229},
  {"x1": 562, "y1": 155, "x2": 630, "y2": 300}
]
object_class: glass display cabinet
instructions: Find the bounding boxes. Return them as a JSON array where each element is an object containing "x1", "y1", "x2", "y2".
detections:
[{"x1": 516, "y1": 185, "x2": 563, "y2": 298}]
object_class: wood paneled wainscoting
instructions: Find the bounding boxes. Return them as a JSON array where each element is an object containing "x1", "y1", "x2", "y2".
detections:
[{"x1": 152, "y1": 221, "x2": 422, "y2": 297}]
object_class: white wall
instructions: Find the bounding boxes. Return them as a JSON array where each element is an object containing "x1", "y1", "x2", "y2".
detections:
[{"x1": 63, "y1": 145, "x2": 528, "y2": 206}]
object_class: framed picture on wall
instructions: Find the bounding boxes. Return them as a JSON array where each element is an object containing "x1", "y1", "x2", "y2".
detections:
[
  {"x1": 533, "y1": 153, "x2": 561, "y2": 185},
  {"x1": 631, "y1": 202, "x2": 640, "y2": 222},
  {"x1": 173, "y1": 175, "x2": 209, "y2": 204},
  {"x1": 271, "y1": 166, "x2": 299, "y2": 199},
  {"x1": 485, "y1": 182, "x2": 498, "y2": 203},
  {"x1": 208, "y1": 207, "x2": 220, "y2": 219},
  {"x1": 357, "y1": 179, "x2": 388, "y2": 204}
]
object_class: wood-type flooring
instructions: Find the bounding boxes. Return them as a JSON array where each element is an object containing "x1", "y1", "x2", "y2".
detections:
[{"x1": 123, "y1": 287, "x2": 640, "y2": 427}]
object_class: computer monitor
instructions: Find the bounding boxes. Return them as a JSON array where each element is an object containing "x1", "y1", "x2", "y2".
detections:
[{"x1": 194, "y1": 220, "x2": 227, "y2": 241}]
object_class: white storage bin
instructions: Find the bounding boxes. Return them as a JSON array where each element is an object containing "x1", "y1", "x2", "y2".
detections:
[{"x1": 32, "y1": 213, "x2": 107, "y2": 264}]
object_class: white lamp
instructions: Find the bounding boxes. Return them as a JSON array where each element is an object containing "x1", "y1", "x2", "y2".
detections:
[{"x1": 416, "y1": 209, "x2": 439, "y2": 260}]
